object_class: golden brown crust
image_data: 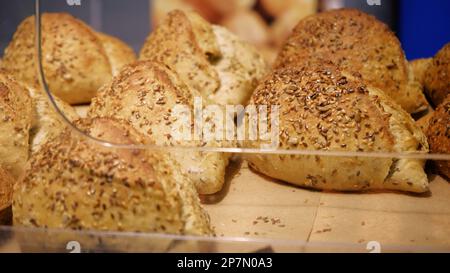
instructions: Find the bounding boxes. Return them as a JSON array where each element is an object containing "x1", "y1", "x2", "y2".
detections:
[
  {"x1": 0, "y1": 165, "x2": 13, "y2": 211},
  {"x1": 244, "y1": 63, "x2": 429, "y2": 193},
  {"x1": 424, "y1": 43, "x2": 450, "y2": 107},
  {"x1": 426, "y1": 95, "x2": 450, "y2": 179},
  {"x1": 13, "y1": 117, "x2": 213, "y2": 235},
  {"x1": 0, "y1": 72, "x2": 34, "y2": 179},
  {"x1": 275, "y1": 8, "x2": 427, "y2": 114},
  {"x1": 88, "y1": 61, "x2": 229, "y2": 194}
]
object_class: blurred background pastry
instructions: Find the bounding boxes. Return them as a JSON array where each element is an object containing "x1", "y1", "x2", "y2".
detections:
[{"x1": 140, "y1": 10, "x2": 268, "y2": 106}]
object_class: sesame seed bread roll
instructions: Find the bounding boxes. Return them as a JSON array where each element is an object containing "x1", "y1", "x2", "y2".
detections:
[
  {"x1": 275, "y1": 9, "x2": 428, "y2": 114},
  {"x1": 0, "y1": 72, "x2": 34, "y2": 179},
  {"x1": 243, "y1": 64, "x2": 429, "y2": 193},
  {"x1": 139, "y1": 10, "x2": 268, "y2": 106},
  {"x1": 424, "y1": 43, "x2": 450, "y2": 107},
  {"x1": 2, "y1": 13, "x2": 135, "y2": 105},
  {"x1": 410, "y1": 58, "x2": 432, "y2": 87},
  {"x1": 426, "y1": 95, "x2": 450, "y2": 179},
  {"x1": 13, "y1": 117, "x2": 213, "y2": 236},
  {"x1": 88, "y1": 61, "x2": 229, "y2": 195}
]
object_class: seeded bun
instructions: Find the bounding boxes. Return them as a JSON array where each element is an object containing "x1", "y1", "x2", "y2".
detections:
[
  {"x1": 89, "y1": 61, "x2": 229, "y2": 194},
  {"x1": 275, "y1": 8, "x2": 427, "y2": 114},
  {"x1": 13, "y1": 117, "x2": 213, "y2": 235},
  {"x1": 424, "y1": 43, "x2": 450, "y2": 107},
  {"x1": 2, "y1": 13, "x2": 135, "y2": 105},
  {"x1": 0, "y1": 165, "x2": 13, "y2": 212},
  {"x1": 0, "y1": 72, "x2": 34, "y2": 179},
  {"x1": 426, "y1": 95, "x2": 450, "y2": 179},
  {"x1": 139, "y1": 10, "x2": 268, "y2": 106},
  {"x1": 243, "y1": 63, "x2": 429, "y2": 193}
]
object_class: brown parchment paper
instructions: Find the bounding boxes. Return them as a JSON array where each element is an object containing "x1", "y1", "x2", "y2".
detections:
[{"x1": 203, "y1": 160, "x2": 450, "y2": 252}]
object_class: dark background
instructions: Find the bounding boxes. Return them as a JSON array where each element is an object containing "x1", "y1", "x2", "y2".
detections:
[{"x1": 0, "y1": 0, "x2": 449, "y2": 59}]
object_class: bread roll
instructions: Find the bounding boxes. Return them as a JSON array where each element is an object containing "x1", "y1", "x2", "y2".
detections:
[
  {"x1": 426, "y1": 95, "x2": 450, "y2": 179},
  {"x1": 27, "y1": 85, "x2": 79, "y2": 153},
  {"x1": 416, "y1": 107, "x2": 434, "y2": 132},
  {"x1": 89, "y1": 61, "x2": 229, "y2": 194},
  {"x1": 13, "y1": 117, "x2": 212, "y2": 235},
  {"x1": 0, "y1": 165, "x2": 13, "y2": 212},
  {"x1": 275, "y1": 9, "x2": 428, "y2": 114},
  {"x1": 140, "y1": 10, "x2": 268, "y2": 106},
  {"x1": 424, "y1": 43, "x2": 450, "y2": 107},
  {"x1": 260, "y1": 0, "x2": 316, "y2": 18},
  {"x1": 0, "y1": 72, "x2": 34, "y2": 179},
  {"x1": 243, "y1": 63, "x2": 429, "y2": 193},
  {"x1": 2, "y1": 13, "x2": 135, "y2": 105}
]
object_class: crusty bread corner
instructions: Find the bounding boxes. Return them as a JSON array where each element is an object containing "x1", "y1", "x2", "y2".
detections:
[
  {"x1": 139, "y1": 9, "x2": 269, "y2": 106},
  {"x1": 410, "y1": 58, "x2": 432, "y2": 86},
  {"x1": 424, "y1": 43, "x2": 450, "y2": 107},
  {"x1": 243, "y1": 64, "x2": 429, "y2": 193},
  {"x1": 13, "y1": 117, "x2": 213, "y2": 236},
  {"x1": 426, "y1": 95, "x2": 450, "y2": 179},
  {"x1": 0, "y1": 72, "x2": 34, "y2": 179},
  {"x1": 0, "y1": 165, "x2": 14, "y2": 211},
  {"x1": 275, "y1": 8, "x2": 428, "y2": 114},
  {"x1": 88, "y1": 60, "x2": 229, "y2": 195}
]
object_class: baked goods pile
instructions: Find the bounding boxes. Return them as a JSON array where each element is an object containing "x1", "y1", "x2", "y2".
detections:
[{"x1": 0, "y1": 8, "x2": 448, "y2": 236}]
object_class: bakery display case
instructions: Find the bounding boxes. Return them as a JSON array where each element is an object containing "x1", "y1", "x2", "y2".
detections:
[{"x1": 0, "y1": 0, "x2": 449, "y2": 253}]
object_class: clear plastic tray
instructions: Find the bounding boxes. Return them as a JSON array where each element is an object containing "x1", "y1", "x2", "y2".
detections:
[{"x1": 0, "y1": 0, "x2": 449, "y2": 253}]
